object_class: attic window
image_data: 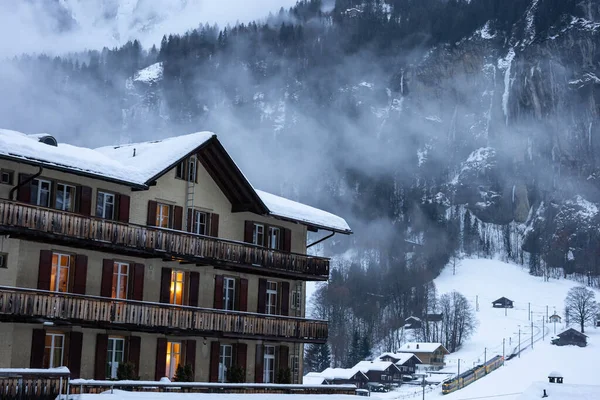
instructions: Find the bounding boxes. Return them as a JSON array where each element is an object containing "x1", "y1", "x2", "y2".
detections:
[
  {"x1": 175, "y1": 157, "x2": 198, "y2": 183},
  {"x1": 0, "y1": 169, "x2": 13, "y2": 185}
]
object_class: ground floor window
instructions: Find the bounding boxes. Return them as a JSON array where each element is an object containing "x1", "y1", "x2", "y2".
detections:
[
  {"x1": 43, "y1": 333, "x2": 64, "y2": 368},
  {"x1": 263, "y1": 345, "x2": 275, "y2": 383},
  {"x1": 106, "y1": 337, "x2": 125, "y2": 379},
  {"x1": 218, "y1": 344, "x2": 233, "y2": 382},
  {"x1": 166, "y1": 341, "x2": 182, "y2": 379}
]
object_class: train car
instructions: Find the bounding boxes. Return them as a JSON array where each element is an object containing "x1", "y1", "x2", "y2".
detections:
[{"x1": 441, "y1": 355, "x2": 504, "y2": 395}]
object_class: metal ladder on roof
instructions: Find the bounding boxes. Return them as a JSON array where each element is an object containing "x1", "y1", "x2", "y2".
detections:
[{"x1": 184, "y1": 156, "x2": 197, "y2": 231}]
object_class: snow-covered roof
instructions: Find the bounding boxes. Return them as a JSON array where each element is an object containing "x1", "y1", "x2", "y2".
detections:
[
  {"x1": 518, "y1": 382, "x2": 600, "y2": 400},
  {"x1": 548, "y1": 371, "x2": 563, "y2": 378},
  {"x1": 397, "y1": 342, "x2": 447, "y2": 353},
  {"x1": 302, "y1": 372, "x2": 326, "y2": 385},
  {"x1": 0, "y1": 128, "x2": 351, "y2": 233},
  {"x1": 378, "y1": 352, "x2": 422, "y2": 365},
  {"x1": 321, "y1": 367, "x2": 367, "y2": 381},
  {"x1": 353, "y1": 360, "x2": 399, "y2": 373},
  {"x1": 256, "y1": 190, "x2": 352, "y2": 234}
]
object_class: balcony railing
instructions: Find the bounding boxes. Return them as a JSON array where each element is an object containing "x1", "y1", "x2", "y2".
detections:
[
  {"x1": 0, "y1": 200, "x2": 329, "y2": 280},
  {"x1": 0, "y1": 286, "x2": 328, "y2": 343}
]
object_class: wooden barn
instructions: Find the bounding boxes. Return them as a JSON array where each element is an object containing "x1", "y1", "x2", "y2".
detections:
[
  {"x1": 353, "y1": 361, "x2": 402, "y2": 384},
  {"x1": 551, "y1": 328, "x2": 587, "y2": 347},
  {"x1": 492, "y1": 297, "x2": 514, "y2": 308},
  {"x1": 378, "y1": 352, "x2": 422, "y2": 375}
]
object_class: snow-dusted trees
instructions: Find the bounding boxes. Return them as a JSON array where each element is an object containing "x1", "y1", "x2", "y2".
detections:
[
  {"x1": 304, "y1": 343, "x2": 331, "y2": 373},
  {"x1": 439, "y1": 291, "x2": 477, "y2": 352},
  {"x1": 564, "y1": 286, "x2": 598, "y2": 333}
]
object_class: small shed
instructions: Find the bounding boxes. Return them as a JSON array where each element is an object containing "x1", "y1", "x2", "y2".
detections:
[
  {"x1": 548, "y1": 371, "x2": 563, "y2": 384},
  {"x1": 549, "y1": 313, "x2": 561, "y2": 323},
  {"x1": 404, "y1": 316, "x2": 422, "y2": 330},
  {"x1": 551, "y1": 328, "x2": 587, "y2": 347},
  {"x1": 492, "y1": 297, "x2": 514, "y2": 308}
]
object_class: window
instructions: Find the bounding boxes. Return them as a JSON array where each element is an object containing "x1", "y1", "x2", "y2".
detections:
[
  {"x1": 156, "y1": 203, "x2": 171, "y2": 228},
  {"x1": 51, "y1": 253, "x2": 71, "y2": 293},
  {"x1": 175, "y1": 161, "x2": 185, "y2": 179},
  {"x1": 31, "y1": 179, "x2": 51, "y2": 207},
  {"x1": 106, "y1": 337, "x2": 125, "y2": 379},
  {"x1": 0, "y1": 252, "x2": 7, "y2": 269},
  {"x1": 268, "y1": 227, "x2": 280, "y2": 250},
  {"x1": 43, "y1": 333, "x2": 64, "y2": 368},
  {"x1": 188, "y1": 157, "x2": 197, "y2": 182},
  {"x1": 55, "y1": 183, "x2": 76, "y2": 212},
  {"x1": 96, "y1": 191, "x2": 115, "y2": 219},
  {"x1": 266, "y1": 281, "x2": 278, "y2": 315},
  {"x1": 223, "y1": 277, "x2": 236, "y2": 311},
  {"x1": 263, "y1": 345, "x2": 275, "y2": 384},
  {"x1": 0, "y1": 170, "x2": 13, "y2": 185},
  {"x1": 290, "y1": 355, "x2": 299, "y2": 379},
  {"x1": 112, "y1": 262, "x2": 129, "y2": 299},
  {"x1": 291, "y1": 290, "x2": 302, "y2": 310},
  {"x1": 170, "y1": 270, "x2": 185, "y2": 305},
  {"x1": 175, "y1": 157, "x2": 197, "y2": 182},
  {"x1": 253, "y1": 224, "x2": 264, "y2": 246},
  {"x1": 165, "y1": 341, "x2": 182, "y2": 379},
  {"x1": 193, "y1": 210, "x2": 209, "y2": 235},
  {"x1": 218, "y1": 344, "x2": 233, "y2": 383}
]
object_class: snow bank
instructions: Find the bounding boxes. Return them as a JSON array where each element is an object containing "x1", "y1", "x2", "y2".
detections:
[{"x1": 58, "y1": 391, "x2": 355, "y2": 400}]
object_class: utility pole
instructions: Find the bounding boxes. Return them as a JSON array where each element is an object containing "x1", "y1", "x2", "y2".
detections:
[
  {"x1": 484, "y1": 348, "x2": 487, "y2": 370},
  {"x1": 543, "y1": 318, "x2": 545, "y2": 341},
  {"x1": 528, "y1": 303, "x2": 531, "y2": 321},
  {"x1": 458, "y1": 359, "x2": 461, "y2": 381},
  {"x1": 505, "y1": 306, "x2": 507, "y2": 317},
  {"x1": 421, "y1": 375, "x2": 427, "y2": 400},
  {"x1": 518, "y1": 326, "x2": 521, "y2": 358},
  {"x1": 502, "y1": 338, "x2": 505, "y2": 361},
  {"x1": 476, "y1": 295, "x2": 479, "y2": 312},
  {"x1": 546, "y1": 305, "x2": 549, "y2": 322},
  {"x1": 531, "y1": 321, "x2": 534, "y2": 349}
]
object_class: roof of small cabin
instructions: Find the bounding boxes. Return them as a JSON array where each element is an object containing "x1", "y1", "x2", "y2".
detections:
[
  {"x1": 378, "y1": 352, "x2": 422, "y2": 365},
  {"x1": 405, "y1": 316, "x2": 421, "y2": 322},
  {"x1": 397, "y1": 342, "x2": 448, "y2": 354},
  {"x1": 320, "y1": 367, "x2": 368, "y2": 381},
  {"x1": 556, "y1": 328, "x2": 588, "y2": 338},
  {"x1": 353, "y1": 361, "x2": 401, "y2": 373},
  {"x1": 548, "y1": 371, "x2": 563, "y2": 378},
  {"x1": 302, "y1": 372, "x2": 326, "y2": 385},
  {"x1": 492, "y1": 297, "x2": 513, "y2": 303},
  {"x1": 0, "y1": 129, "x2": 351, "y2": 233},
  {"x1": 518, "y1": 382, "x2": 600, "y2": 400}
]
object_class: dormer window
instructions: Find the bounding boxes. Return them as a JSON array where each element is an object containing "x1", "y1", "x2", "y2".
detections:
[{"x1": 175, "y1": 157, "x2": 198, "y2": 183}]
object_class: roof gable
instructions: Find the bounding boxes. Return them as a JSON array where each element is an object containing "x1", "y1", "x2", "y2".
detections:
[
  {"x1": 378, "y1": 352, "x2": 422, "y2": 365},
  {"x1": 557, "y1": 328, "x2": 587, "y2": 338},
  {"x1": 398, "y1": 342, "x2": 448, "y2": 354},
  {"x1": 354, "y1": 361, "x2": 400, "y2": 374}
]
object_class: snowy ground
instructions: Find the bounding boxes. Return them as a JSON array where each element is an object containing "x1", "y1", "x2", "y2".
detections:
[{"x1": 369, "y1": 258, "x2": 600, "y2": 400}]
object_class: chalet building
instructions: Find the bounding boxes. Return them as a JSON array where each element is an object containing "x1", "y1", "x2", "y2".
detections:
[
  {"x1": 353, "y1": 361, "x2": 402, "y2": 384},
  {"x1": 492, "y1": 297, "x2": 514, "y2": 308},
  {"x1": 320, "y1": 367, "x2": 369, "y2": 388},
  {"x1": 551, "y1": 329, "x2": 587, "y2": 347},
  {"x1": 378, "y1": 352, "x2": 422, "y2": 375},
  {"x1": 0, "y1": 130, "x2": 352, "y2": 384},
  {"x1": 404, "y1": 316, "x2": 421, "y2": 329},
  {"x1": 549, "y1": 314, "x2": 561, "y2": 323},
  {"x1": 396, "y1": 343, "x2": 448, "y2": 370}
]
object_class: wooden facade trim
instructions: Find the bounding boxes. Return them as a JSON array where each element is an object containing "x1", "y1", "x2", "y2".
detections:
[
  {"x1": 0, "y1": 200, "x2": 329, "y2": 281},
  {"x1": 0, "y1": 286, "x2": 328, "y2": 343}
]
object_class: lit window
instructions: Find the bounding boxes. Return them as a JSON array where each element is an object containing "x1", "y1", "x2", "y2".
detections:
[
  {"x1": 170, "y1": 270, "x2": 185, "y2": 305},
  {"x1": 156, "y1": 203, "x2": 171, "y2": 228},
  {"x1": 50, "y1": 253, "x2": 71, "y2": 293},
  {"x1": 165, "y1": 341, "x2": 182, "y2": 379},
  {"x1": 112, "y1": 262, "x2": 129, "y2": 299},
  {"x1": 31, "y1": 179, "x2": 51, "y2": 207},
  {"x1": 266, "y1": 281, "x2": 278, "y2": 315},
  {"x1": 193, "y1": 210, "x2": 209, "y2": 235},
  {"x1": 268, "y1": 227, "x2": 280, "y2": 250},
  {"x1": 43, "y1": 333, "x2": 64, "y2": 368},
  {"x1": 263, "y1": 346, "x2": 275, "y2": 383},
  {"x1": 218, "y1": 344, "x2": 233, "y2": 383},
  {"x1": 96, "y1": 192, "x2": 115, "y2": 219},
  {"x1": 55, "y1": 183, "x2": 76, "y2": 212},
  {"x1": 223, "y1": 277, "x2": 236, "y2": 311},
  {"x1": 106, "y1": 337, "x2": 125, "y2": 379},
  {"x1": 253, "y1": 224, "x2": 264, "y2": 246}
]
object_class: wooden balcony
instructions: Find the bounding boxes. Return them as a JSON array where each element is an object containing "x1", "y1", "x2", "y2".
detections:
[
  {"x1": 0, "y1": 200, "x2": 329, "y2": 281},
  {"x1": 0, "y1": 286, "x2": 328, "y2": 343}
]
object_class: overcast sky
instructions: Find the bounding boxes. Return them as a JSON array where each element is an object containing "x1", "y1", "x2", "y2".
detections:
[{"x1": 0, "y1": 0, "x2": 299, "y2": 56}]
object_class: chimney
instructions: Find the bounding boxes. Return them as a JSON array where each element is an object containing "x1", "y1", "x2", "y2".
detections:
[
  {"x1": 133, "y1": 148, "x2": 136, "y2": 157},
  {"x1": 416, "y1": 344, "x2": 420, "y2": 350}
]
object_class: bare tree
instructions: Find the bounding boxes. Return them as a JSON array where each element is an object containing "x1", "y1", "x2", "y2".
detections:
[
  {"x1": 564, "y1": 286, "x2": 598, "y2": 333},
  {"x1": 439, "y1": 291, "x2": 477, "y2": 352}
]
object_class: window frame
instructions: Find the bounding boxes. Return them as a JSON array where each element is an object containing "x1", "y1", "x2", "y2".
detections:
[
  {"x1": 291, "y1": 290, "x2": 302, "y2": 310},
  {"x1": 218, "y1": 344, "x2": 233, "y2": 383},
  {"x1": 156, "y1": 203, "x2": 172, "y2": 228},
  {"x1": 266, "y1": 281, "x2": 278, "y2": 315},
  {"x1": 263, "y1": 345, "x2": 276, "y2": 384},
  {"x1": 165, "y1": 341, "x2": 182, "y2": 380},
  {"x1": 268, "y1": 226, "x2": 281, "y2": 250},
  {"x1": 223, "y1": 277, "x2": 236, "y2": 311},
  {"x1": 112, "y1": 262, "x2": 129, "y2": 300},
  {"x1": 253, "y1": 223, "x2": 265, "y2": 246},
  {"x1": 96, "y1": 190, "x2": 116, "y2": 220},
  {"x1": 193, "y1": 210, "x2": 209, "y2": 235},
  {"x1": 0, "y1": 169, "x2": 13, "y2": 185},
  {"x1": 106, "y1": 336, "x2": 125, "y2": 379},
  {"x1": 31, "y1": 178, "x2": 52, "y2": 207},
  {"x1": 0, "y1": 252, "x2": 7, "y2": 269},
  {"x1": 51, "y1": 252, "x2": 72, "y2": 293},
  {"x1": 170, "y1": 270, "x2": 186, "y2": 305},
  {"x1": 55, "y1": 182, "x2": 77, "y2": 212},
  {"x1": 44, "y1": 332, "x2": 65, "y2": 369},
  {"x1": 174, "y1": 157, "x2": 198, "y2": 183}
]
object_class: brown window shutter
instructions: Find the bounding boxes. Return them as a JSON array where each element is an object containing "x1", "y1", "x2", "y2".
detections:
[
  {"x1": 185, "y1": 340, "x2": 196, "y2": 380},
  {"x1": 155, "y1": 338, "x2": 167, "y2": 381},
  {"x1": 244, "y1": 221, "x2": 254, "y2": 243},
  {"x1": 210, "y1": 213, "x2": 219, "y2": 237},
  {"x1": 189, "y1": 271, "x2": 200, "y2": 307},
  {"x1": 100, "y1": 259, "x2": 113, "y2": 297},
  {"x1": 213, "y1": 275, "x2": 224, "y2": 309},
  {"x1": 277, "y1": 345, "x2": 289, "y2": 372},
  {"x1": 254, "y1": 344, "x2": 264, "y2": 383},
  {"x1": 159, "y1": 268, "x2": 172, "y2": 303},
  {"x1": 280, "y1": 281, "x2": 290, "y2": 316},
  {"x1": 68, "y1": 331, "x2": 83, "y2": 379},
  {"x1": 128, "y1": 336, "x2": 141, "y2": 379},
  {"x1": 78, "y1": 186, "x2": 92, "y2": 215},
  {"x1": 236, "y1": 343, "x2": 247, "y2": 380},
  {"x1": 30, "y1": 329, "x2": 46, "y2": 368},
  {"x1": 257, "y1": 279, "x2": 267, "y2": 313},
  {"x1": 239, "y1": 278, "x2": 248, "y2": 312},
  {"x1": 71, "y1": 254, "x2": 88, "y2": 294},
  {"x1": 94, "y1": 334, "x2": 108, "y2": 379},
  {"x1": 209, "y1": 341, "x2": 220, "y2": 382},
  {"x1": 118, "y1": 194, "x2": 131, "y2": 223},
  {"x1": 147, "y1": 200, "x2": 158, "y2": 226},
  {"x1": 187, "y1": 208, "x2": 193, "y2": 232},
  {"x1": 131, "y1": 263, "x2": 145, "y2": 301},
  {"x1": 173, "y1": 205, "x2": 183, "y2": 231},
  {"x1": 37, "y1": 250, "x2": 53, "y2": 291},
  {"x1": 17, "y1": 174, "x2": 32, "y2": 203},
  {"x1": 283, "y1": 228, "x2": 292, "y2": 252}
]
